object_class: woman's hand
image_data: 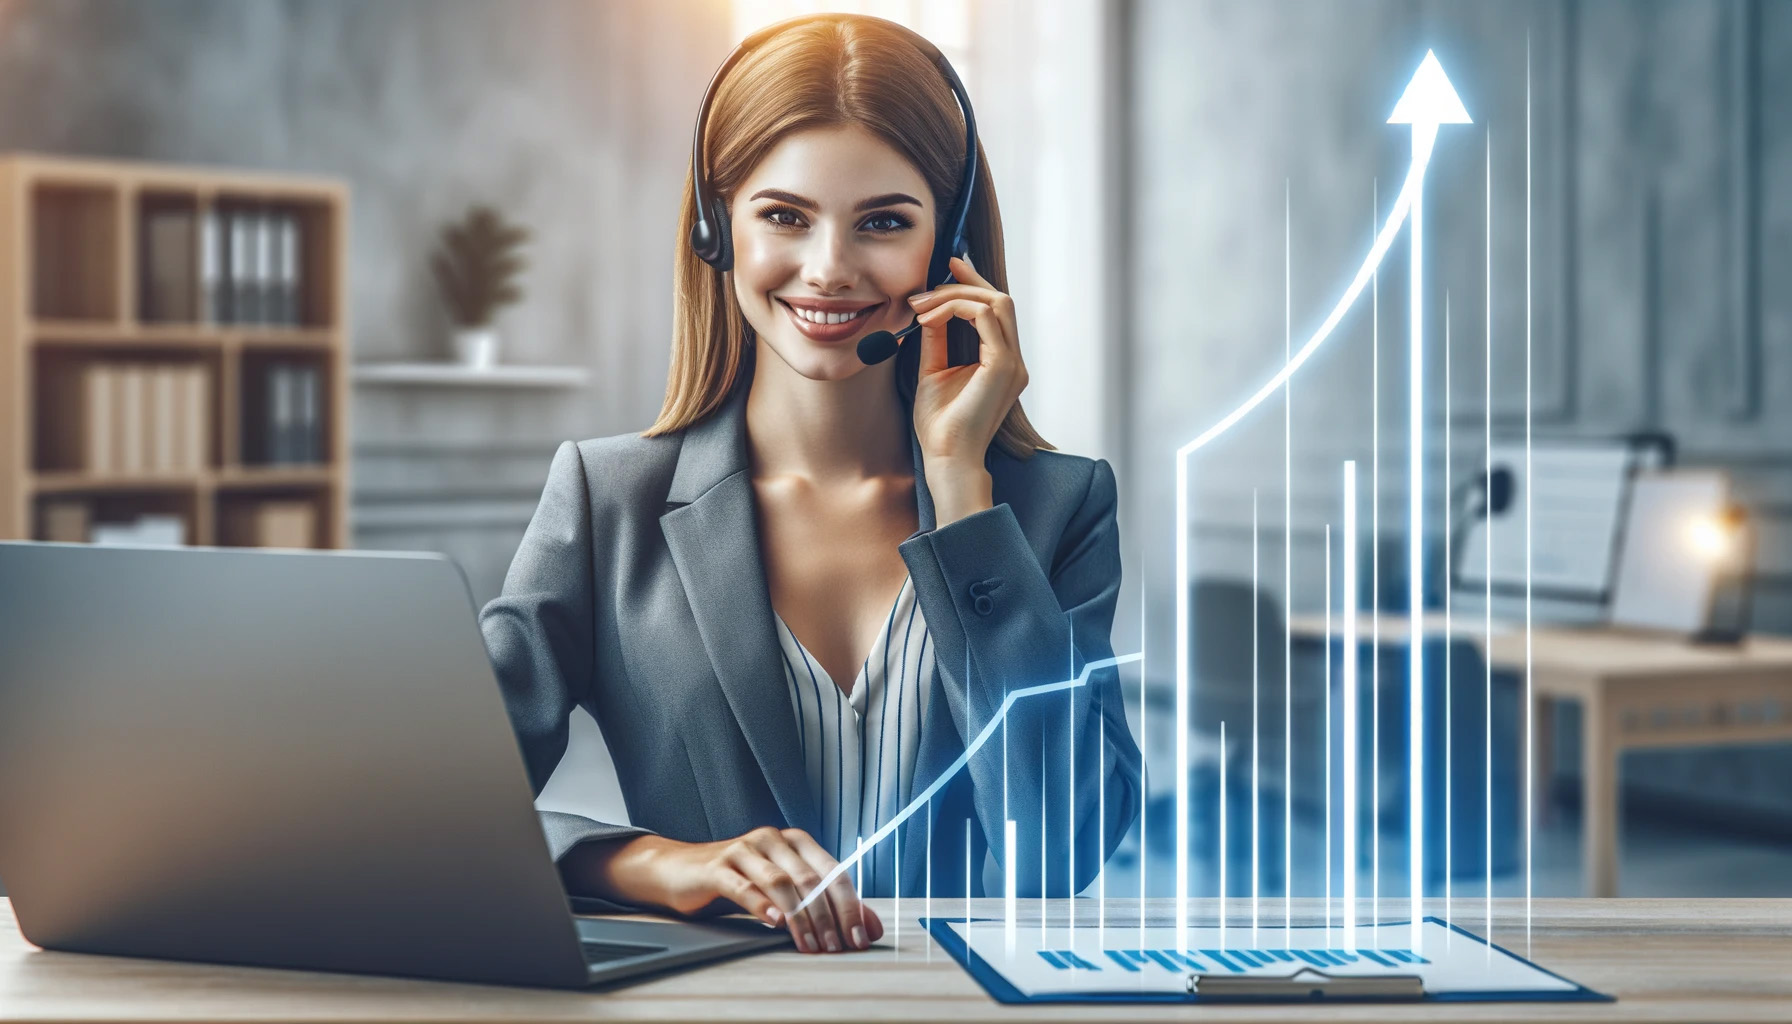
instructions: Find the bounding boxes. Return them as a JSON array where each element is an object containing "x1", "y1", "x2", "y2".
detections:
[
  {"x1": 906, "y1": 256, "x2": 1029, "y2": 526},
  {"x1": 573, "y1": 827, "x2": 883, "y2": 954}
]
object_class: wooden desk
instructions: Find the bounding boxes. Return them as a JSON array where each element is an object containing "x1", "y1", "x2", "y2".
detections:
[
  {"x1": 3, "y1": 897, "x2": 1790, "y2": 1021},
  {"x1": 1288, "y1": 613, "x2": 1792, "y2": 897}
]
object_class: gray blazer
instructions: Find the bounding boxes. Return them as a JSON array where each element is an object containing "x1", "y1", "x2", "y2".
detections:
[{"x1": 480, "y1": 357, "x2": 1141, "y2": 904}]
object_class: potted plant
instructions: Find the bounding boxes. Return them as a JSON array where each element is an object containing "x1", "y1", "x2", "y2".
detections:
[{"x1": 431, "y1": 205, "x2": 529, "y2": 368}]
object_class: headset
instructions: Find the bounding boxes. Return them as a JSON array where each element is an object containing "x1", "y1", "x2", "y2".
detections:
[{"x1": 687, "y1": 13, "x2": 980, "y2": 367}]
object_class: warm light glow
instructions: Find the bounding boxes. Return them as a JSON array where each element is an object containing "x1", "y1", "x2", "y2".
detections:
[{"x1": 1687, "y1": 514, "x2": 1739, "y2": 564}]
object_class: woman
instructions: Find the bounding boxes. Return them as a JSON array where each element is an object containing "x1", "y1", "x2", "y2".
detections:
[{"x1": 481, "y1": 13, "x2": 1140, "y2": 957}]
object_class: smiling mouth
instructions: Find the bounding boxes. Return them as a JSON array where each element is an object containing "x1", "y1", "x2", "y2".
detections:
[{"x1": 777, "y1": 298, "x2": 884, "y2": 341}]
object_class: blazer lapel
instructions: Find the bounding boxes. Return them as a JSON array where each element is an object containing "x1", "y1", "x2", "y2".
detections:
[{"x1": 660, "y1": 369, "x2": 818, "y2": 836}]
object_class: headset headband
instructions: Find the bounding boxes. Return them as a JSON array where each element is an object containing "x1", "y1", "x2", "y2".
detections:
[{"x1": 687, "y1": 13, "x2": 979, "y2": 291}]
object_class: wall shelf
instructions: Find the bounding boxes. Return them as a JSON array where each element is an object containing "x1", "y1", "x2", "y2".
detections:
[{"x1": 353, "y1": 362, "x2": 589, "y2": 389}]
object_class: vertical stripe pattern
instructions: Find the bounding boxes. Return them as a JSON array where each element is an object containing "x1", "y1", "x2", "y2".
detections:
[{"x1": 774, "y1": 573, "x2": 933, "y2": 896}]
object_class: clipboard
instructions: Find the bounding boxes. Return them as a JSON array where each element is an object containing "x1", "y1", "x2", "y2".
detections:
[{"x1": 923, "y1": 916, "x2": 1615, "y2": 1005}]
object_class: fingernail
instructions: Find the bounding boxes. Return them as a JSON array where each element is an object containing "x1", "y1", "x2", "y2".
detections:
[
  {"x1": 908, "y1": 291, "x2": 932, "y2": 304},
  {"x1": 852, "y1": 925, "x2": 868, "y2": 950},
  {"x1": 765, "y1": 906, "x2": 782, "y2": 926},
  {"x1": 800, "y1": 930, "x2": 816, "y2": 953},
  {"x1": 824, "y1": 932, "x2": 841, "y2": 953}
]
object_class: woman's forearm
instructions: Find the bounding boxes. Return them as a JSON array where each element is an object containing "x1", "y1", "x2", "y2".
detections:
[{"x1": 558, "y1": 833, "x2": 678, "y2": 908}]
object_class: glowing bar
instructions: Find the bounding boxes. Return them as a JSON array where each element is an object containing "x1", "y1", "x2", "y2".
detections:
[
  {"x1": 1284, "y1": 177, "x2": 1294, "y2": 937},
  {"x1": 1324, "y1": 523, "x2": 1333, "y2": 934},
  {"x1": 1005, "y1": 818, "x2": 1017, "y2": 957},
  {"x1": 1219, "y1": 719, "x2": 1228, "y2": 951},
  {"x1": 1175, "y1": 448, "x2": 1189, "y2": 955},
  {"x1": 1444, "y1": 292, "x2": 1453, "y2": 926},
  {"x1": 1343, "y1": 460, "x2": 1359, "y2": 948},
  {"x1": 1484, "y1": 124, "x2": 1494, "y2": 944},
  {"x1": 1371, "y1": 183, "x2": 1382, "y2": 931},
  {"x1": 1252, "y1": 491, "x2": 1260, "y2": 938},
  {"x1": 1408, "y1": 120, "x2": 1427, "y2": 948},
  {"x1": 1525, "y1": 32, "x2": 1536, "y2": 951}
]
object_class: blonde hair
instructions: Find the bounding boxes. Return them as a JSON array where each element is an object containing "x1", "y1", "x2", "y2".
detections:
[{"x1": 643, "y1": 14, "x2": 1052, "y2": 460}]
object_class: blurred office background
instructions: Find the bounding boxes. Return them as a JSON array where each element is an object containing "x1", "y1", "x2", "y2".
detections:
[{"x1": 2, "y1": 0, "x2": 1790, "y2": 901}]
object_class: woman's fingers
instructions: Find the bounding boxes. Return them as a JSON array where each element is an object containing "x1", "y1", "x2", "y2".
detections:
[
  {"x1": 724, "y1": 841, "x2": 817, "y2": 954},
  {"x1": 751, "y1": 837, "x2": 836, "y2": 954},
  {"x1": 917, "y1": 298, "x2": 1016, "y2": 367},
  {"x1": 784, "y1": 829, "x2": 873, "y2": 951}
]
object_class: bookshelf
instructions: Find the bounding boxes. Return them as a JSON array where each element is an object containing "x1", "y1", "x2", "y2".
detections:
[{"x1": 0, "y1": 153, "x2": 349, "y2": 549}]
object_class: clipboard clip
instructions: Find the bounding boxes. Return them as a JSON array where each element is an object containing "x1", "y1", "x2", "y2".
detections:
[{"x1": 1186, "y1": 967, "x2": 1426, "y2": 1001}]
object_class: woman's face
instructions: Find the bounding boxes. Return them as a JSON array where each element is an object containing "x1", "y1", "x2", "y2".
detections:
[{"x1": 730, "y1": 124, "x2": 936, "y2": 381}]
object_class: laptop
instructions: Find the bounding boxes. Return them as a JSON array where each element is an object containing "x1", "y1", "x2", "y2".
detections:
[{"x1": 0, "y1": 541, "x2": 788, "y2": 989}]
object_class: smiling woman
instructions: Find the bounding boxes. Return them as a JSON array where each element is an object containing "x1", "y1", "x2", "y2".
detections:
[{"x1": 479, "y1": 12, "x2": 1140, "y2": 962}]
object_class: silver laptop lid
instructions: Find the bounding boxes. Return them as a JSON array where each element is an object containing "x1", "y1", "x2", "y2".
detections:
[{"x1": 0, "y1": 542, "x2": 590, "y2": 988}]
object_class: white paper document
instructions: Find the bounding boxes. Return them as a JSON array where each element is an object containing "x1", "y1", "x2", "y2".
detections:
[{"x1": 937, "y1": 917, "x2": 1584, "y2": 999}]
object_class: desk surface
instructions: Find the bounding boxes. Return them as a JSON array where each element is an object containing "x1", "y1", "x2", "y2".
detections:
[
  {"x1": 1286, "y1": 612, "x2": 1792, "y2": 681},
  {"x1": 4, "y1": 897, "x2": 1791, "y2": 1022}
]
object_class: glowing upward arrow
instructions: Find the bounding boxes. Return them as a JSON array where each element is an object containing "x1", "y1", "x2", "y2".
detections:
[
  {"x1": 1388, "y1": 50, "x2": 1471, "y2": 128},
  {"x1": 1389, "y1": 48, "x2": 1469, "y2": 949},
  {"x1": 1172, "y1": 51, "x2": 1467, "y2": 953}
]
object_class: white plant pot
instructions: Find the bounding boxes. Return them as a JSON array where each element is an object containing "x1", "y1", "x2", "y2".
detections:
[{"x1": 452, "y1": 327, "x2": 500, "y2": 369}]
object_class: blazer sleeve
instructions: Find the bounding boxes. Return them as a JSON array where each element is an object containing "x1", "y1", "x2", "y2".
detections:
[
  {"x1": 899, "y1": 457, "x2": 1142, "y2": 898},
  {"x1": 480, "y1": 440, "x2": 656, "y2": 868}
]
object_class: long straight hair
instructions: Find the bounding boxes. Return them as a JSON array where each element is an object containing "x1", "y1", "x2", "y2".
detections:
[{"x1": 644, "y1": 15, "x2": 1052, "y2": 460}]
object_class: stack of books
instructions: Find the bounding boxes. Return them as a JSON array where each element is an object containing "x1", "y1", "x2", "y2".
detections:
[
  {"x1": 43, "y1": 361, "x2": 211, "y2": 476},
  {"x1": 262, "y1": 362, "x2": 324, "y2": 464}
]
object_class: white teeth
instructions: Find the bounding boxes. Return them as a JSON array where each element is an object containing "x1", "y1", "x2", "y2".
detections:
[{"x1": 787, "y1": 303, "x2": 868, "y2": 326}]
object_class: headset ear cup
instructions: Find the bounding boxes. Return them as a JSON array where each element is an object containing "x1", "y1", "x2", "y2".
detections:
[{"x1": 709, "y1": 196, "x2": 733, "y2": 272}]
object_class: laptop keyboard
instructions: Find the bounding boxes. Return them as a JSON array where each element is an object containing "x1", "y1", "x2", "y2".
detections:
[{"x1": 581, "y1": 940, "x2": 665, "y2": 965}]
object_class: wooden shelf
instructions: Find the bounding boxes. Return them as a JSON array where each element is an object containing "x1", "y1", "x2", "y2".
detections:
[
  {"x1": 354, "y1": 362, "x2": 589, "y2": 389},
  {"x1": 31, "y1": 321, "x2": 336, "y2": 349},
  {"x1": 215, "y1": 464, "x2": 334, "y2": 488},
  {"x1": 0, "y1": 153, "x2": 350, "y2": 548}
]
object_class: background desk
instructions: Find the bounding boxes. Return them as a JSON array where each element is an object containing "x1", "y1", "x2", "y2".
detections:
[
  {"x1": 4, "y1": 897, "x2": 1791, "y2": 1022},
  {"x1": 1288, "y1": 614, "x2": 1792, "y2": 897}
]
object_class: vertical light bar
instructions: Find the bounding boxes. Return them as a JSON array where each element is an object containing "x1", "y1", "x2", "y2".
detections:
[
  {"x1": 1325, "y1": 522, "x2": 1333, "y2": 934},
  {"x1": 1370, "y1": 182, "x2": 1382, "y2": 929},
  {"x1": 894, "y1": 818, "x2": 902, "y2": 953},
  {"x1": 1138, "y1": 551, "x2": 1148, "y2": 950},
  {"x1": 856, "y1": 835, "x2": 865, "y2": 897},
  {"x1": 1005, "y1": 818, "x2": 1017, "y2": 957},
  {"x1": 1343, "y1": 460, "x2": 1359, "y2": 949},
  {"x1": 965, "y1": 819, "x2": 972, "y2": 932},
  {"x1": 1251, "y1": 490, "x2": 1260, "y2": 940},
  {"x1": 1525, "y1": 32, "x2": 1536, "y2": 951},
  {"x1": 1408, "y1": 121, "x2": 1427, "y2": 946},
  {"x1": 1219, "y1": 719, "x2": 1228, "y2": 951},
  {"x1": 1068, "y1": 624, "x2": 1076, "y2": 911},
  {"x1": 1484, "y1": 123, "x2": 1495, "y2": 944},
  {"x1": 1175, "y1": 452, "x2": 1190, "y2": 953},
  {"x1": 1444, "y1": 291, "x2": 1454, "y2": 928},
  {"x1": 1284, "y1": 177, "x2": 1294, "y2": 939},
  {"x1": 1041, "y1": 737, "x2": 1048, "y2": 944}
]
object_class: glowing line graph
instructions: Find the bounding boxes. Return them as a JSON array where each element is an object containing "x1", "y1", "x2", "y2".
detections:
[
  {"x1": 794, "y1": 650, "x2": 1144, "y2": 913},
  {"x1": 1174, "y1": 51, "x2": 1469, "y2": 944}
]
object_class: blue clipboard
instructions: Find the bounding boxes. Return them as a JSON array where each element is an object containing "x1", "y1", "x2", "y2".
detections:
[{"x1": 923, "y1": 916, "x2": 1614, "y2": 1005}]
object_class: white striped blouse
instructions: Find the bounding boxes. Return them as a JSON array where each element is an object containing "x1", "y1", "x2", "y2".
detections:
[{"x1": 773, "y1": 573, "x2": 933, "y2": 897}]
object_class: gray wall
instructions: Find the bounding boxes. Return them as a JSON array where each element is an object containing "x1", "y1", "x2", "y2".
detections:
[
  {"x1": 1125, "y1": 0, "x2": 1792, "y2": 817},
  {"x1": 0, "y1": 0, "x2": 726, "y2": 604}
]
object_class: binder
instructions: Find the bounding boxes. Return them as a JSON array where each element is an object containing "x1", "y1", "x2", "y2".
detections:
[{"x1": 924, "y1": 916, "x2": 1613, "y2": 1005}]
